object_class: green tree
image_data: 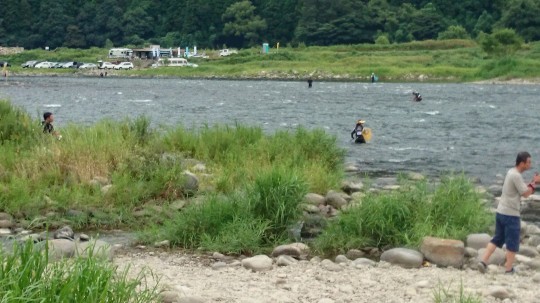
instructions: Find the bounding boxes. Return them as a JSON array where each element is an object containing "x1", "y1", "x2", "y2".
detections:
[
  {"x1": 222, "y1": 0, "x2": 267, "y2": 47},
  {"x1": 438, "y1": 25, "x2": 470, "y2": 40},
  {"x1": 479, "y1": 28, "x2": 523, "y2": 57},
  {"x1": 64, "y1": 25, "x2": 86, "y2": 48},
  {"x1": 498, "y1": 0, "x2": 540, "y2": 42},
  {"x1": 409, "y1": 3, "x2": 447, "y2": 40},
  {"x1": 473, "y1": 10, "x2": 494, "y2": 36}
]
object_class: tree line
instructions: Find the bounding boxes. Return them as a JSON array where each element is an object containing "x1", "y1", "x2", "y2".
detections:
[{"x1": 1, "y1": 0, "x2": 539, "y2": 50}]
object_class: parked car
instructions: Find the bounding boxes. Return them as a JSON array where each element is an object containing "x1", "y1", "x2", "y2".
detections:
[
  {"x1": 53, "y1": 62, "x2": 67, "y2": 68},
  {"x1": 79, "y1": 63, "x2": 97, "y2": 69},
  {"x1": 218, "y1": 49, "x2": 238, "y2": 57},
  {"x1": 62, "y1": 62, "x2": 76, "y2": 68},
  {"x1": 98, "y1": 61, "x2": 116, "y2": 69},
  {"x1": 34, "y1": 62, "x2": 55, "y2": 68},
  {"x1": 114, "y1": 62, "x2": 134, "y2": 70},
  {"x1": 21, "y1": 60, "x2": 39, "y2": 68}
]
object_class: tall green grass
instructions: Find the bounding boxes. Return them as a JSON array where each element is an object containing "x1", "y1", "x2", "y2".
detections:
[
  {"x1": 141, "y1": 167, "x2": 307, "y2": 254},
  {"x1": 313, "y1": 175, "x2": 493, "y2": 256},
  {"x1": 0, "y1": 241, "x2": 158, "y2": 303},
  {"x1": 0, "y1": 100, "x2": 343, "y2": 230}
]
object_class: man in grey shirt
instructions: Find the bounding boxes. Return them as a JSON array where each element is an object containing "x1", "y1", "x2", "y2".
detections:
[{"x1": 478, "y1": 151, "x2": 540, "y2": 274}]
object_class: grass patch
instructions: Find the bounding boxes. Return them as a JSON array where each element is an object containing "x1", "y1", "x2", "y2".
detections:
[
  {"x1": 141, "y1": 167, "x2": 307, "y2": 254},
  {"x1": 0, "y1": 241, "x2": 158, "y2": 302},
  {"x1": 0, "y1": 100, "x2": 343, "y2": 231},
  {"x1": 312, "y1": 175, "x2": 493, "y2": 256}
]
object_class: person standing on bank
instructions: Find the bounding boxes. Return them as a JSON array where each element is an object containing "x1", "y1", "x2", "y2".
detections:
[
  {"x1": 478, "y1": 151, "x2": 540, "y2": 274},
  {"x1": 307, "y1": 78, "x2": 313, "y2": 88},
  {"x1": 42, "y1": 112, "x2": 62, "y2": 140}
]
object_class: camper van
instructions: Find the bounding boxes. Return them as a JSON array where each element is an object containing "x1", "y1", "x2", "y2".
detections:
[
  {"x1": 108, "y1": 48, "x2": 133, "y2": 59},
  {"x1": 152, "y1": 58, "x2": 198, "y2": 68}
]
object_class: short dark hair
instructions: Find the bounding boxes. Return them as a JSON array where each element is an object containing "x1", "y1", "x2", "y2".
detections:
[
  {"x1": 516, "y1": 151, "x2": 531, "y2": 166},
  {"x1": 43, "y1": 112, "x2": 52, "y2": 120}
]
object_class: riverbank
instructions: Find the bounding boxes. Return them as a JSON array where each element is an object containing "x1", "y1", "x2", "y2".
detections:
[{"x1": 2, "y1": 40, "x2": 540, "y2": 82}]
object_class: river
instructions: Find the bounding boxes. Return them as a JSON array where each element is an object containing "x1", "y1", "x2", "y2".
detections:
[{"x1": 2, "y1": 76, "x2": 540, "y2": 184}]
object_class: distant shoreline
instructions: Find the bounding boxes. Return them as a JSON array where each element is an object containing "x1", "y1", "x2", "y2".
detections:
[{"x1": 5, "y1": 71, "x2": 540, "y2": 85}]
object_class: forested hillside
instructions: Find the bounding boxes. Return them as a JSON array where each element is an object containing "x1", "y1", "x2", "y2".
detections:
[{"x1": 1, "y1": 0, "x2": 539, "y2": 49}]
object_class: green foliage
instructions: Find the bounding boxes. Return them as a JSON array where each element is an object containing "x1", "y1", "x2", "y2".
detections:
[
  {"x1": 222, "y1": 0, "x2": 268, "y2": 48},
  {"x1": 375, "y1": 35, "x2": 391, "y2": 45},
  {"x1": 0, "y1": 100, "x2": 39, "y2": 145},
  {"x1": 143, "y1": 168, "x2": 306, "y2": 254},
  {"x1": 438, "y1": 26, "x2": 471, "y2": 40},
  {"x1": 313, "y1": 175, "x2": 493, "y2": 256},
  {"x1": 478, "y1": 28, "x2": 523, "y2": 56},
  {"x1": 0, "y1": 241, "x2": 158, "y2": 303}
]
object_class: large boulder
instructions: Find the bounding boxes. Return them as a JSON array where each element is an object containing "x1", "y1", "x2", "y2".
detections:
[
  {"x1": 341, "y1": 181, "x2": 363, "y2": 194},
  {"x1": 420, "y1": 236, "x2": 464, "y2": 268},
  {"x1": 271, "y1": 243, "x2": 309, "y2": 258},
  {"x1": 54, "y1": 226, "x2": 74, "y2": 240},
  {"x1": 39, "y1": 239, "x2": 77, "y2": 260},
  {"x1": 181, "y1": 171, "x2": 199, "y2": 195},
  {"x1": 380, "y1": 248, "x2": 423, "y2": 269}
]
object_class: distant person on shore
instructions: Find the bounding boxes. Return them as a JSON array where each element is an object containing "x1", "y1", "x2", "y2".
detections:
[
  {"x1": 370, "y1": 73, "x2": 375, "y2": 83},
  {"x1": 412, "y1": 91, "x2": 422, "y2": 102},
  {"x1": 2, "y1": 62, "x2": 7, "y2": 78},
  {"x1": 42, "y1": 112, "x2": 61, "y2": 140},
  {"x1": 307, "y1": 78, "x2": 313, "y2": 88},
  {"x1": 478, "y1": 152, "x2": 540, "y2": 274},
  {"x1": 350, "y1": 119, "x2": 366, "y2": 144}
]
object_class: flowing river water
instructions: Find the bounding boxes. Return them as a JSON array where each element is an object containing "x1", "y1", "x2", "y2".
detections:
[{"x1": 2, "y1": 76, "x2": 540, "y2": 184}]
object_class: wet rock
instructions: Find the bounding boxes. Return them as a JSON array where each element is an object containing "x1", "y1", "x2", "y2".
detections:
[
  {"x1": 346, "y1": 249, "x2": 365, "y2": 260},
  {"x1": 420, "y1": 236, "x2": 464, "y2": 268},
  {"x1": 304, "y1": 193, "x2": 325, "y2": 206},
  {"x1": 380, "y1": 248, "x2": 423, "y2": 269},
  {"x1": 341, "y1": 180, "x2": 363, "y2": 194},
  {"x1": 154, "y1": 240, "x2": 170, "y2": 248},
  {"x1": 54, "y1": 226, "x2": 74, "y2": 240},
  {"x1": 466, "y1": 233, "x2": 491, "y2": 250},
  {"x1": 40, "y1": 239, "x2": 77, "y2": 260},
  {"x1": 0, "y1": 219, "x2": 13, "y2": 229},
  {"x1": 302, "y1": 204, "x2": 320, "y2": 213},
  {"x1": 344, "y1": 164, "x2": 359, "y2": 172},
  {"x1": 325, "y1": 191, "x2": 347, "y2": 209},
  {"x1": 242, "y1": 255, "x2": 273, "y2": 272}
]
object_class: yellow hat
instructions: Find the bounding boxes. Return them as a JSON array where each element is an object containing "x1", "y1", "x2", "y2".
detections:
[{"x1": 357, "y1": 120, "x2": 365, "y2": 124}]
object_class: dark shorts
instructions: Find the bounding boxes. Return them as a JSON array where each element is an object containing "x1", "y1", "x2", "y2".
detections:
[{"x1": 491, "y1": 213, "x2": 520, "y2": 252}]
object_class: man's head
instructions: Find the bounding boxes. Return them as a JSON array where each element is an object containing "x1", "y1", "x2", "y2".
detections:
[
  {"x1": 516, "y1": 151, "x2": 532, "y2": 171},
  {"x1": 43, "y1": 112, "x2": 54, "y2": 122}
]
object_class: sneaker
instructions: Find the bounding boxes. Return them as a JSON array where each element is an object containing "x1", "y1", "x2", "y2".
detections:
[
  {"x1": 505, "y1": 267, "x2": 515, "y2": 274},
  {"x1": 478, "y1": 261, "x2": 487, "y2": 273}
]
